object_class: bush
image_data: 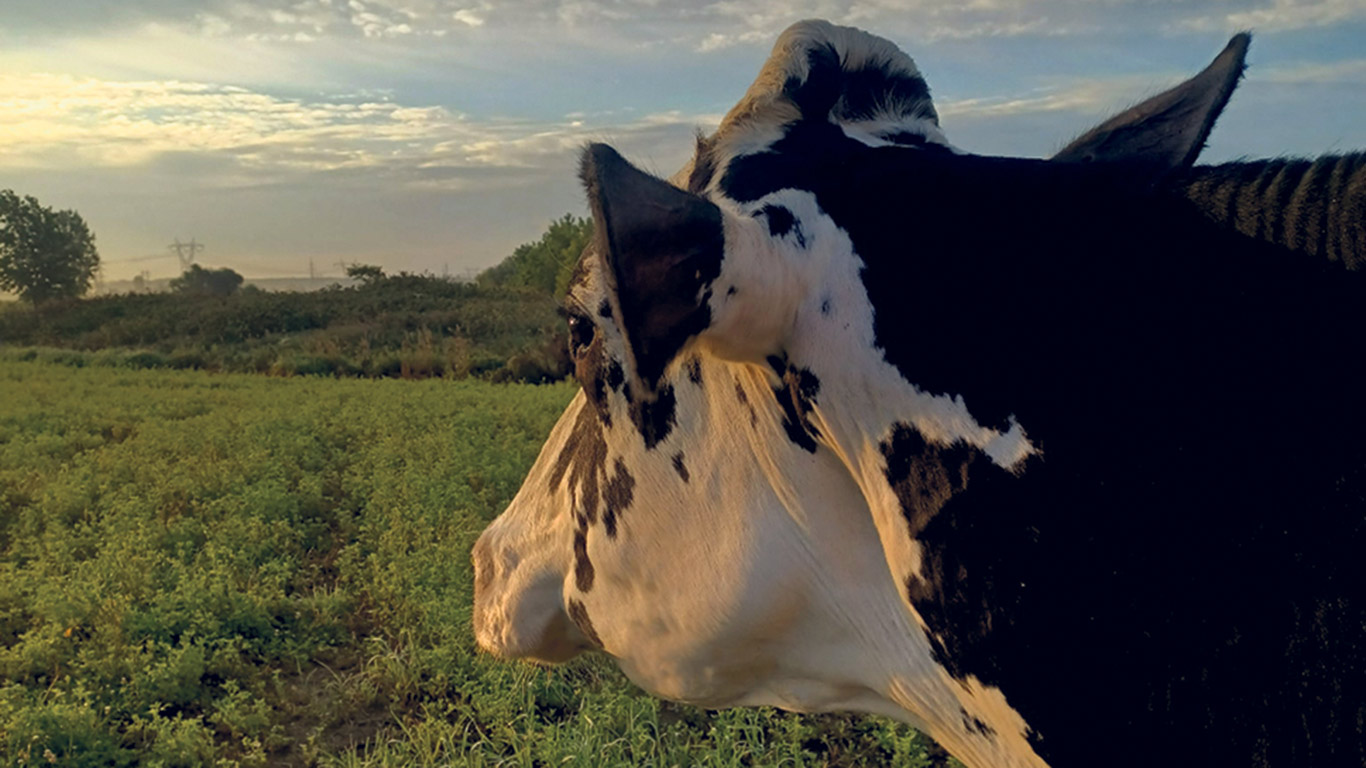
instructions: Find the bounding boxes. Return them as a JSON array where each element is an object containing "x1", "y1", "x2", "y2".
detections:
[
  {"x1": 123, "y1": 351, "x2": 167, "y2": 369},
  {"x1": 0, "y1": 276, "x2": 565, "y2": 382}
]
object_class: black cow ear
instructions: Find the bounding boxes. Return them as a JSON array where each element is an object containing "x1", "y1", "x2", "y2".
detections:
[
  {"x1": 1052, "y1": 33, "x2": 1249, "y2": 181},
  {"x1": 580, "y1": 143, "x2": 724, "y2": 389}
]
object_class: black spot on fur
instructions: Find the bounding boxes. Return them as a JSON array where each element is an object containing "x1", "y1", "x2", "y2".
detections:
[
  {"x1": 923, "y1": 630, "x2": 962, "y2": 683},
  {"x1": 880, "y1": 423, "x2": 977, "y2": 539},
  {"x1": 672, "y1": 452, "x2": 690, "y2": 483},
  {"x1": 550, "y1": 399, "x2": 636, "y2": 539},
  {"x1": 573, "y1": 528, "x2": 594, "y2": 592},
  {"x1": 771, "y1": 355, "x2": 821, "y2": 453},
  {"x1": 685, "y1": 356, "x2": 703, "y2": 386},
  {"x1": 602, "y1": 458, "x2": 635, "y2": 539},
  {"x1": 761, "y1": 205, "x2": 795, "y2": 237},
  {"x1": 567, "y1": 598, "x2": 603, "y2": 648},
  {"x1": 598, "y1": 299, "x2": 613, "y2": 319},
  {"x1": 550, "y1": 405, "x2": 607, "y2": 517},
  {"x1": 960, "y1": 708, "x2": 996, "y2": 738},
  {"x1": 820, "y1": 297, "x2": 831, "y2": 315},
  {"x1": 630, "y1": 384, "x2": 677, "y2": 450},
  {"x1": 727, "y1": 285, "x2": 737, "y2": 296},
  {"x1": 605, "y1": 359, "x2": 624, "y2": 392},
  {"x1": 734, "y1": 379, "x2": 757, "y2": 427}
]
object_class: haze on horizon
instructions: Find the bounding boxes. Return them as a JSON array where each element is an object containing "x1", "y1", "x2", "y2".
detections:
[{"x1": 2, "y1": 0, "x2": 1364, "y2": 283}]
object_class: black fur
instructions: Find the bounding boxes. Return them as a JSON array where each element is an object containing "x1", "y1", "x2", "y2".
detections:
[
  {"x1": 1176, "y1": 154, "x2": 1366, "y2": 269},
  {"x1": 685, "y1": 355, "x2": 703, "y2": 386},
  {"x1": 602, "y1": 458, "x2": 635, "y2": 539},
  {"x1": 572, "y1": 528, "x2": 594, "y2": 592},
  {"x1": 760, "y1": 205, "x2": 796, "y2": 237},
  {"x1": 567, "y1": 598, "x2": 603, "y2": 647},
  {"x1": 784, "y1": 42, "x2": 936, "y2": 126},
  {"x1": 734, "y1": 380, "x2": 757, "y2": 427},
  {"x1": 724, "y1": 123, "x2": 1366, "y2": 766},
  {"x1": 771, "y1": 354, "x2": 822, "y2": 453},
  {"x1": 629, "y1": 383, "x2": 677, "y2": 450}
]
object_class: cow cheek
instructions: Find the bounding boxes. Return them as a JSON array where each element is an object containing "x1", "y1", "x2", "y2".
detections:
[{"x1": 586, "y1": 535, "x2": 814, "y2": 705}]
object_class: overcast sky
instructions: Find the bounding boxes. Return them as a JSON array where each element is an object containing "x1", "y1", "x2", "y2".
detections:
[{"x1": 2, "y1": 0, "x2": 1364, "y2": 281}]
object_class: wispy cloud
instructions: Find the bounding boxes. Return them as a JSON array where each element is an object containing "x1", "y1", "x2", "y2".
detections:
[
  {"x1": 0, "y1": 0, "x2": 1189, "y2": 54},
  {"x1": 1177, "y1": 0, "x2": 1366, "y2": 33},
  {"x1": 1255, "y1": 58, "x2": 1366, "y2": 83},
  {"x1": 0, "y1": 72, "x2": 718, "y2": 187},
  {"x1": 938, "y1": 72, "x2": 1184, "y2": 120}
]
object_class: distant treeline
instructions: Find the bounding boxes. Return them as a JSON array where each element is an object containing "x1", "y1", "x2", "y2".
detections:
[{"x1": 0, "y1": 218, "x2": 597, "y2": 382}]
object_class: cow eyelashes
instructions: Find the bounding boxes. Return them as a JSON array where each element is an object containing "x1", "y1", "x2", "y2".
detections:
[{"x1": 567, "y1": 313, "x2": 595, "y2": 356}]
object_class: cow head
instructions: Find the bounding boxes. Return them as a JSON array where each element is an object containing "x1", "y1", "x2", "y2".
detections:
[{"x1": 473, "y1": 20, "x2": 1249, "y2": 767}]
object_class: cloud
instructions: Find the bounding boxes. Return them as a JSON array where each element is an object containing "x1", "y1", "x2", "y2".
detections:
[
  {"x1": 1254, "y1": 58, "x2": 1366, "y2": 84},
  {"x1": 938, "y1": 72, "x2": 1183, "y2": 121},
  {"x1": 0, "y1": 72, "x2": 717, "y2": 186},
  {"x1": 1177, "y1": 0, "x2": 1366, "y2": 33},
  {"x1": 0, "y1": 0, "x2": 1192, "y2": 53}
]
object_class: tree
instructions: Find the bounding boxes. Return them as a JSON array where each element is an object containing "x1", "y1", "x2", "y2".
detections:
[
  {"x1": 478, "y1": 214, "x2": 593, "y2": 297},
  {"x1": 0, "y1": 190, "x2": 100, "y2": 304},
  {"x1": 170, "y1": 264, "x2": 244, "y2": 297},
  {"x1": 345, "y1": 263, "x2": 386, "y2": 285}
]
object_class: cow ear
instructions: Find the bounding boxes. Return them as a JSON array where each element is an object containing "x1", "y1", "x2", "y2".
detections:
[
  {"x1": 581, "y1": 143, "x2": 725, "y2": 389},
  {"x1": 1052, "y1": 33, "x2": 1249, "y2": 180}
]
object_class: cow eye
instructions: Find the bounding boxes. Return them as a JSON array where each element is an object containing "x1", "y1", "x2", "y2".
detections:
[{"x1": 567, "y1": 313, "x2": 595, "y2": 356}]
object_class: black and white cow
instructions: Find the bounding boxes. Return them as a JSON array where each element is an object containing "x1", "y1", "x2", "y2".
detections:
[{"x1": 473, "y1": 21, "x2": 1366, "y2": 768}]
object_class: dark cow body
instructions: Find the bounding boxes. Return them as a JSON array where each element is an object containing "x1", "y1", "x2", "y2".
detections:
[{"x1": 721, "y1": 124, "x2": 1366, "y2": 766}]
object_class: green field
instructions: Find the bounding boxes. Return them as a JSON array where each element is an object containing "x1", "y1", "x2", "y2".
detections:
[{"x1": 0, "y1": 357, "x2": 942, "y2": 767}]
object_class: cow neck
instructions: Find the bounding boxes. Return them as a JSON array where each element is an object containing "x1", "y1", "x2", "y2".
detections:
[
  {"x1": 710, "y1": 180, "x2": 1046, "y2": 764},
  {"x1": 714, "y1": 353, "x2": 1045, "y2": 768}
]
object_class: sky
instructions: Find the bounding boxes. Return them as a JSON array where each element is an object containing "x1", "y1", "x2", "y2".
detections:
[{"x1": 1, "y1": 1, "x2": 1364, "y2": 282}]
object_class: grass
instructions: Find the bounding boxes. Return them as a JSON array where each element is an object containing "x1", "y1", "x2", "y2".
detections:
[{"x1": 0, "y1": 356, "x2": 946, "y2": 766}]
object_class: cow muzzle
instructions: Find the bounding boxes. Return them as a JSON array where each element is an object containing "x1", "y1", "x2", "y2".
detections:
[{"x1": 471, "y1": 524, "x2": 587, "y2": 664}]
